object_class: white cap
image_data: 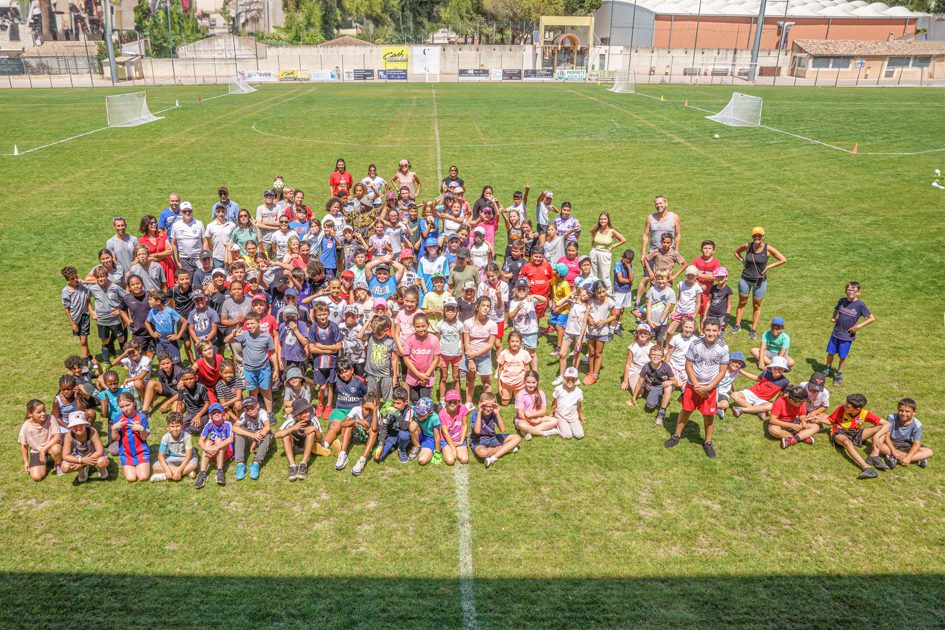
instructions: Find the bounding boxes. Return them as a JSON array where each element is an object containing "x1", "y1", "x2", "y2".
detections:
[
  {"x1": 180, "y1": 201, "x2": 193, "y2": 211},
  {"x1": 67, "y1": 411, "x2": 89, "y2": 428},
  {"x1": 564, "y1": 366, "x2": 579, "y2": 379},
  {"x1": 546, "y1": 191, "x2": 554, "y2": 198},
  {"x1": 768, "y1": 355, "x2": 791, "y2": 372},
  {"x1": 473, "y1": 226, "x2": 486, "y2": 236},
  {"x1": 685, "y1": 265, "x2": 699, "y2": 276}
]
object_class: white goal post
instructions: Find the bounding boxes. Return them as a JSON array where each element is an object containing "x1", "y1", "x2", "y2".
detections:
[
  {"x1": 706, "y1": 92, "x2": 762, "y2": 127},
  {"x1": 229, "y1": 77, "x2": 257, "y2": 94},
  {"x1": 105, "y1": 92, "x2": 162, "y2": 128},
  {"x1": 608, "y1": 74, "x2": 636, "y2": 94}
]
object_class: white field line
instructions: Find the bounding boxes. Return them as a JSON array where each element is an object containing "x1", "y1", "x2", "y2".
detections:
[{"x1": 434, "y1": 84, "x2": 479, "y2": 630}]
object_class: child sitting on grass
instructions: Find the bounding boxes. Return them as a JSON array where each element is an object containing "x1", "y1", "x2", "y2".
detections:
[
  {"x1": 470, "y1": 392, "x2": 521, "y2": 468},
  {"x1": 375, "y1": 387, "x2": 413, "y2": 464},
  {"x1": 629, "y1": 345, "x2": 674, "y2": 425},
  {"x1": 151, "y1": 412, "x2": 197, "y2": 482},
  {"x1": 766, "y1": 385, "x2": 820, "y2": 449},
  {"x1": 513, "y1": 371, "x2": 556, "y2": 440},
  {"x1": 142, "y1": 352, "x2": 183, "y2": 415},
  {"x1": 195, "y1": 403, "x2": 234, "y2": 489},
  {"x1": 232, "y1": 396, "x2": 272, "y2": 481},
  {"x1": 824, "y1": 393, "x2": 890, "y2": 479},
  {"x1": 60, "y1": 412, "x2": 109, "y2": 483},
  {"x1": 879, "y1": 398, "x2": 932, "y2": 469},
  {"x1": 114, "y1": 341, "x2": 152, "y2": 403},
  {"x1": 19, "y1": 399, "x2": 65, "y2": 481},
  {"x1": 751, "y1": 316, "x2": 794, "y2": 370},
  {"x1": 407, "y1": 397, "x2": 442, "y2": 466},
  {"x1": 438, "y1": 389, "x2": 471, "y2": 465},
  {"x1": 730, "y1": 355, "x2": 791, "y2": 419},
  {"x1": 715, "y1": 352, "x2": 747, "y2": 419},
  {"x1": 275, "y1": 398, "x2": 330, "y2": 482},
  {"x1": 111, "y1": 392, "x2": 151, "y2": 483}
]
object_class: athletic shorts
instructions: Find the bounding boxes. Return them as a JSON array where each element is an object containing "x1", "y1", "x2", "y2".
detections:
[
  {"x1": 738, "y1": 277, "x2": 768, "y2": 299},
  {"x1": 471, "y1": 433, "x2": 507, "y2": 449},
  {"x1": 243, "y1": 366, "x2": 272, "y2": 391},
  {"x1": 73, "y1": 313, "x2": 91, "y2": 337},
  {"x1": 613, "y1": 292, "x2": 634, "y2": 309},
  {"x1": 735, "y1": 388, "x2": 767, "y2": 407},
  {"x1": 830, "y1": 428, "x2": 863, "y2": 447},
  {"x1": 643, "y1": 383, "x2": 665, "y2": 409},
  {"x1": 97, "y1": 322, "x2": 124, "y2": 341},
  {"x1": 826, "y1": 335, "x2": 853, "y2": 360},
  {"x1": 312, "y1": 366, "x2": 336, "y2": 385},
  {"x1": 671, "y1": 366, "x2": 687, "y2": 388},
  {"x1": 28, "y1": 451, "x2": 50, "y2": 469},
  {"x1": 522, "y1": 332, "x2": 538, "y2": 350},
  {"x1": 461, "y1": 354, "x2": 493, "y2": 376},
  {"x1": 549, "y1": 312, "x2": 569, "y2": 327},
  {"x1": 166, "y1": 454, "x2": 198, "y2": 467},
  {"x1": 440, "y1": 354, "x2": 462, "y2": 367},
  {"x1": 699, "y1": 292, "x2": 711, "y2": 313},
  {"x1": 409, "y1": 385, "x2": 432, "y2": 403},
  {"x1": 892, "y1": 440, "x2": 914, "y2": 452},
  {"x1": 681, "y1": 384, "x2": 718, "y2": 416},
  {"x1": 563, "y1": 332, "x2": 582, "y2": 346},
  {"x1": 587, "y1": 333, "x2": 612, "y2": 343},
  {"x1": 671, "y1": 310, "x2": 696, "y2": 323},
  {"x1": 419, "y1": 433, "x2": 437, "y2": 451}
]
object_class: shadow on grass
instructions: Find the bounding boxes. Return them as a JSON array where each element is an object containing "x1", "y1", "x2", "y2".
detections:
[{"x1": 3, "y1": 572, "x2": 942, "y2": 628}]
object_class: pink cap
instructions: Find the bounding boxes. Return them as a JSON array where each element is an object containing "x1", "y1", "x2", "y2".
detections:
[
  {"x1": 373, "y1": 298, "x2": 388, "y2": 310},
  {"x1": 444, "y1": 389, "x2": 461, "y2": 402}
]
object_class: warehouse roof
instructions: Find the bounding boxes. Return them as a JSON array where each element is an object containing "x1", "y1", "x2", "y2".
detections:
[
  {"x1": 794, "y1": 39, "x2": 945, "y2": 55},
  {"x1": 601, "y1": 0, "x2": 925, "y2": 18}
]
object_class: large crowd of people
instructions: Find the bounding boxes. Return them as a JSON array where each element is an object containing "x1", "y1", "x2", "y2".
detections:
[{"x1": 20, "y1": 160, "x2": 932, "y2": 488}]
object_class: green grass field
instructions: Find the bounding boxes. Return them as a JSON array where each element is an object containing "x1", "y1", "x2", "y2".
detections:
[{"x1": 1, "y1": 83, "x2": 943, "y2": 628}]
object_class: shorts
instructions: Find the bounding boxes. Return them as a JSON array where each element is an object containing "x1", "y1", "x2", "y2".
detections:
[
  {"x1": 613, "y1": 292, "x2": 634, "y2": 309},
  {"x1": 409, "y1": 385, "x2": 432, "y2": 402},
  {"x1": 73, "y1": 313, "x2": 91, "y2": 337},
  {"x1": 563, "y1": 332, "x2": 582, "y2": 346},
  {"x1": 471, "y1": 433, "x2": 507, "y2": 449},
  {"x1": 738, "y1": 277, "x2": 768, "y2": 299},
  {"x1": 440, "y1": 354, "x2": 462, "y2": 367},
  {"x1": 735, "y1": 388, "x2": 767, "y2": 407},
  {"x1": 643, "y1": 383, "x2": 665, "y2": 409},
  {"x1": 166, "y1": 454, "x2": 198, "y2": 467},
  {"x1": 155, "y1": 337, "x2": 181, "y2": 363},
  {"x1": 830, "y1": 428, "x2": 863, "y2": 447},
  {"x1": 522, "y1": 333, "x2": 538, "y2": 350},
  {"x1": 549, "y1": 312, "x2": 569, "y2": 327},
  {"x1": 587, "y1": 333, "x2": 612, "y2": 343},
  {"x1": 290, "y1": 431, "x2": 310, "y2": 454},
  {"x1": 184, "y1": 410, "x2": 208, "y2": 435},
  {"x1": 97, "y1": 322, "x2": 124, "y2": 341},
  {"x1": 494, "y1": 321, "x2": 505, "y2": 339},
  {"x1": 156, "y1": 382, "x2": 176, "y2": 398},
  {"x1": 892, "y1": 439, "x2": 914, "y2": 452},
  {"x1": 419, "y1": 433, "x2": 437, "y2": 451},
  {"x1": 535, "y1": 301, "x2": 549, "y2": 319},
  {"x1": 131, "y1": 330, "x2": 154, "y2": 352},
  {"x1": 329, "y1": 407, "x2": 351, "y2": 423},
  {"x1": 826, "y1": 335, "x2": 853, "y2": 360},
  {"x1": 28, "y1": 451, "x2": 51, "y2": 468},
  {"x1": 366, "y1": 374, "x2": 393, "y2": 400},
  {"x1": 681, "y1": 384, "x2": 718, "y2": 416},
  {"x1": 670, "y1": 366, "x2": 687, "y2": 388},
  {"x1": 671, "y1": 310, "x2": 696, "y2": 323},
  {"x1": 243, "y1": 365, "x2": 272, "y2": 391},
  {"x1": 312, "y1": 366, "x2": 336, "y2": 386},
  {"x1": 461, "y1": 354, "x2": 493, "y2": 377},
  {"x1": 699, "y1": 292, "x2": 711, "y2": 313}
]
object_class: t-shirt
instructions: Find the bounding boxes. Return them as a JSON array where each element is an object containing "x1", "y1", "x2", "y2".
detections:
[
  {"x1": 147, "y1": 307, "x2": 181, "y2": 337},
  {"x1": 235, "y1": 330, "x2": 274, "y2": 370},
  {"x1": 307, "y1": 320, "x2": 342, "y2": 369},
  {"x1": 188, "y1": 307, "x2": 219, "y2": 340},
  {"x1": 313, "y1": 296, "x2": 346, "y2": 326},
  {"x1": 170, "y1": 219, "x2": 205, "y2": 260},
  {"x1": 106, "y1": 233, "x2": 138, "y2": 272},
  {"x1": 237, "y1": 408, "x2": 271, "y2": 433},
  {"x1": 449, "y1": 265, "x2": 480, "y2": 298},
  {"x1": 691, "y1": 256, "x2": 721, "y2": 294},
  {"x1": 646, "y1": 286, "x2": 676, "y2": 323},
  {"x1": 201, "y1": 419, "x2": 233, "y2": 443},
  {"x1": 476, "y1": 281, "x2": 508, "y2": 324},
  {"x1": 414, "y1": 411, "x2": 441, "y2": 438},
  {"x1": 613, "y1": 260, "x2": 633, "y2": 293},
  {"x1": 338, "y1": 322, "x2": 366, "y2": 365},
  {"x1": 365, "y1": 335, "x2": 396, "y2": 377},
  {"x1": 334, "y1": 374, "x2": 368, "y2": 410},
  {"x1": 470, "y1": 242, "x2": 491, "y2": 271},
  {"x1": 515, "y1": 389, "x2": 546, "y2": 420},
  {"x1": 519, "y1": 262, "x2": 554, "y2": 299},
  {"x1": 770, "y1": 397, "x2": 805, "y2": 423},
  {"x1": 166, "y1": 285, "x2": 195, "y2": 319},
  {"x1": 120, "y1": 355, "x2": 152, "y2": 382},
  {"x1": 887, "y1": 413, "x2": 923, "y2": 443},
  {"x1": 685, "y1": 338, "x2": 730, "y2": 386},
  {"x1": 626, "y1": 342, "x2": 655, "y2": 374},
  {"x1": 831, "y1": 298, "x2": 871, "y2": 342},
  {"x1": 394, "y1": 308, "x2": 422, "y2": 347},
  {"x1": 798, "y1": 381, "x2": 830, "y2": 413},
  {"x1": 194, "y1": 355, "x2": 223, "y2": 390},
  {"x1": 543, "y1": 237, "x2": 565, "y2": 267},
  {"x1": 255, "y1": 204, "x2": 281, "y2": 242},
  {"x1": 157, "y1": 364, "x2": 185, "y2": 391},
  {"x1": 129, "y1": 262, "x2": 166, "y2": 292},
  {"x1": 463, "y1": 318, "x2": 497, "y2": 356},
  {"x1": 587, "y1": 297, "x2": 616, "y2": 337},
  {"x1": 553, "y1": 385, "x2": 584, "y2": 423},
  {"x1": 435, "y1": 318, "x2": 464, "y2": 357},
  {"x1": 502, "y1": 256, "x2": 526, "y2": 286},
  {"x1": 271, "y1": 229, "x2": 295, "y2": 261},
  {"x1": 18, "y1": 415, "x2": 59, "y2": 452},
  {"x1": 554, "y1": 215, "x2": 581, "y2": 242},
  {"x1": 827, "y1": 405, "x2": 881, "y2": 434},
  {"x1": 748, "y1": 368, "x2": 790, "y2": 400},
  {"x1": 329, "y1": 170, "x2": 353, "y2": 196},
  {"x1": 565, "y1": 302, "x2": 588, "y2": 336},
  {"x1": 159, "y1": 431, "x2": 192, "y2": 461},
  {"x1": 215, "y1": 375, "x2": 244, "y2": 403},
  {"x1": 403, "y1": 333, "x2": 441, "y2": 386},
  {"x1": 497, "y1": 348, "x2": 531, "y2": 389},
  {"x1": 438, "y1": 404, "x2": 470, "y2": 444},
  {"x1": 421, "y1": 291, "x2": 446, "y2": 327},
  {"x1": 114, "y1": 412, "x2": 150, "y2": 463},
  {"x1": 178, "y1": 383, "x2": 209, "y2": 414},
  {"x1": 646, "y1": 248, "x2": 685, "y2": 276},
  {"x1": 98, "y1": 387, "x2": 128, "y2": 422},
  {"x1": 667, "y1": 333, "x2": 697, "y2": 374},
  {"x1": 509, "y1": 298, "x2": 539, "y2": 335},
  {"x1": 551, "y1": 278, "x2": 571, "y2": 314},
  {"x1": 707, "y1": 284, "x2": 733, "y2": 319},
  {"x1": 61, "y1": 284, "x2": 91, "y2": 323},
  {"x1": 763, "y1": 330, "x2": 790, "y2": 355},
  {"x1": 205, "y1": 221, "x2": 235, "y2": 261},
  {"x1": 640, "y1": 361, "x2": 674, "y2": 389},
  {"x1": 88, "y1": 282, "x2": 127, "y2": 326},
  {"x1": 675, "y1": 280, "x2": 704, "y2": 315}
]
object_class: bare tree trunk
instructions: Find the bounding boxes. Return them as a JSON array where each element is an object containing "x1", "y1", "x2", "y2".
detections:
[{"x1": 39, "y1": 0, "x2": 55, "y2": 41}]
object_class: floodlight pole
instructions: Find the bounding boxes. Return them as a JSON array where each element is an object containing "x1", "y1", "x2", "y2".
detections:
[
  {"x1": 606, "y1": 0, "x2": 614, "y2": 70},
  {"x1": 749, "y1": 0, "x2": 768, "y2": 84},
  {"x1": 102, "y1": 0, "x2": 118, "y2": 84}
]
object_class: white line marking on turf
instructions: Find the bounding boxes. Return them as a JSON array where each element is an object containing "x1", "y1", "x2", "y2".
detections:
[{"x1": 434, "y1": 84, "x2": 479, "y2": 630}]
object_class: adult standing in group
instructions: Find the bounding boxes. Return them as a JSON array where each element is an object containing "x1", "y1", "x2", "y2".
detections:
[
  {"x1": 158, "y1": 193, "x2": 182, "y2": 233},
  {"x1": 212, "y1": 186, "x2": 240, "y2": 224},
  {"x1": 106, "y1": 216, "x2": 138, "y2": 273},
  {"x1": 635, "y1": 195, "x2": 682, "y2": 306},
  {"x1": 329, "y1": 158, "x2": 353, "y2": 198},
  {"x1": 138, "y1": 214, "x2": 176, "y2": 288},
  {"x1": 255, "y1": 189, "x2": 282, "y2": 256},
  {"x1": 391, "y1": 159, "x2": 421, "y2": 199},
  {"x1": 441, "y1": 165, "x2": 464, "y2": 193},
  {"x1": 518, "y1": 249, "x2": 554, "y2": 320},
  {"x1": 360, "y1": 164, "x2": 387, "y2": 208},
  {"x1": 472, "y1": 186, "x2": 496, "y2": 222},
  {"x1": 204, "y1": 205, "x2": 235, "y2": 268},
  {"x1": 170, "y1": 202, "x2": 205, "y2": 274},
  {"x1": 283, "y1": 189, "x2": 312, "y2": 223},
  {"x1": 588, "y1": 212, "x2": 626, "y2": 292},
  {"x1": 448, "y1": 247, "x2": 479, "y2": 299},
  {"x1": 732, "y1": 226, "x2": 787, "y2": 340}
]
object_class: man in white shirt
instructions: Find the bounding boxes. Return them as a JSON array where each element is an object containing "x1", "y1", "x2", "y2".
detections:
[
  {"x1": 255, "y1": 189, "x2": 282, "y2": 256},
  {"x1": 106, "y1": 216, "x2": 138, "y2": 272},
  {"x1": 171, "y1": 202, "x2": 205, "y2": 273}
]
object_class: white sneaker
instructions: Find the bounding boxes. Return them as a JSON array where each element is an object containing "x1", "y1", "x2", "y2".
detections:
[
  {"x1": 77, "y1": 467, "x2": 89, "y2": 483},
  {"x1": 335, "y1": 452, "x2": 348, "y2": 470},
  {"x1": 549, "y1": 349, "x2": 560, "y2": 357},
  {"x1": 188, "y1": 471, "x2": 196, "y2": 479},
  {"x1": 580, "y1": 354, "x2": 589, "y2": 364},
  {"x1": 543, "y1": 428, "x2": 560, "y2": 437},
  {"x1": 351, "y1": 456, "x2": 367, "y2": 476},
  {"x1": 552, "y1": 376, "x2": 564, "y2": 386},
  {"x1": 150, "y1": 473, "x2": 167, "y2": 482},
  {"x1": 512, "y1": 446, "x2": 520, "y2": 453},
  {"x1": 484, "y1": 456, "x2": 497, "y2": 468},
  {"x1": 524, "y1": 433, "x2": 533, "y2": 441},
  {"x1": 55, "y1": 466, "x2": 65, "y2": 477},
  {"x1": 99, "y1": 467, "x2": 109, "y2": 480}
]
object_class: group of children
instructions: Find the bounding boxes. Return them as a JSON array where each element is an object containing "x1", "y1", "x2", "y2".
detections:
[{"x1": 22, "y1": 171, "x2": 927, "y2": 484}]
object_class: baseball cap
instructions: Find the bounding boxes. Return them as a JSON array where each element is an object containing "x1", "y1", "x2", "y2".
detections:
[
  {"x1": 342, "y1": 225, "x2": 354, "y2": 232},
  {"x1": 636, "y1": 323, "x2": 653, "y2": 334},
  {"x1": 456, "y1": 247, "x2": 471, "y2": 259},
  {"x1": 400, "y1": 248, "x2": 416, "y2": 260},
  {"x1": 353, "y1": 280, "x2": 368, "y2": 291},
  {"x1": 768, "y1": 355, "x2": 791, "y2": 371},
  {"x1": 67, "y1": 411, "x2": 89, "y2": 428},
  {"x1": 423, "y1": 236, "x2": 440, "y2": 248},
  {"x1": 344, "y1": 305, "x2": 359, "y2": 316},
  {"x1": 685, "y1": 265, "x2": 699, "y2": 276},
  {"x1": 208, "y1": 402, "x2": 225, "y2": 414},
  {"x1": 578, "y1": 255, "x2": 591, "y2": 265},
  {"x1": 340, "y1": 269, "x2": 355, "y2": 279},
  {"x1": 553, "y1": 263, "x2": 569, "y2": 277},
  {"x1": 564, "y1": 366, "x2": 578, "y2": 379},
  {"x1": 807, "y1": 372, "x2": 826, "y2": 391},
  {"x1": 375, "y1": 263, "x2": 390, "y2": 273},
  {"x1": 192, "y1": 289, "x2": 206, "y2": 299},
  {"x1": 218, "y1": 186, "x2": 229, "y2": 195},
  {"x1": 413, "y1": 397, "x2": 434, "y2": 417},
  {"x1": 284, "y1": 366, "x2": 303, "y2": 381},
  {"x1": 729, "y1": 351, "x2": 746, "y2": 366},
  {"x1": 243, "y1": 396, "x2": 259, "y2": 408},
  {"x1": 386, "y1": 191, "x2": 396, "y2": 201},
  {"x1": 281, "y1": 305, "x2": 299, "y2": 318},
  {"x1": 443, "y1": 296, "x2": 457, "y2": 308},
  {"x1": 199, "y1": 249, "x2": 212, "y2": 259},
  {"x1": 713, "y1": 267, "x2": 729, "y2": 278},
  {"x1": 211, "y1": 268, "x2": 227, "y2": 278},
  {"x1": 373, "y1": 297, "x2": 388, "y2": 310},
  {"x1": 180, "y1": 201, "x2": 193, "y2": 211},
  {"x1": 752, "y1": 226, "x2": 766, "y2": 236},
  {"x1": 473, "y1": 226, "x2": 485, "y2": 236},
  {"x1": 264, "y1": 189, "x2": 276, "y2": 197},
  {"x1": 290, "y1": 398, "x2": 312, "y2": 417},
  {"x1": 246, "y1": 269, "x2": 260, "y2": 280},
  {"x1": 251, "y1": 292, "x2": 269, "y2": 303},
  {"x1": 444, "y1": 389, "x2": 461, "y2": 402},
  {"x1": 463, "y1": 279, "x2": 477, "y2": 290},
  {"x1": 284, "y1": 287, "x2": 300, "y2": 297},
  {"x1": 515, "y1": 278, "x2": 529, "y2": 289},
  {"x1": 432, "y1": 272, "x2": 446, "y2": 280},
  {"x1": 771, "y1": 316, "x2": 785, "y2": 327}
]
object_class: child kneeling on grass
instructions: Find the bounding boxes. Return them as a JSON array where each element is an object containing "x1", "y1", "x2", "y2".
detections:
[
  {"x1": 60, "y1": 411, "x2": 109, "y2": 483},
  {"x1": 151, "y1": 412, "x2": 198, "y2": 482},
  {"x1": 274, "y1": 398, "x2": 331, "y2": 482},
  {"x1": 195, "y1": 403, "x2": 234, "y2": 489},
  {"x1": 629, "y1": 345, "x2": 674, "y2": 425},
  {"x1": 879, "y1": 398, "x2": 932, "y2": 469},
  {"x1": 111, "y1": 392, "x2": 151, "y2": 483},
  {"x1": 766, "y1": 385, "x2": 820, "y2": 449},
  {"x1": 470, "y1": 392, "x2": 520, "y2": 468},
  {"x1": 375, "y1": 387, "x2": 413, "y2": 464},
  {"x1": 19, "y1": 400, "x2": 66, "y2": 481},
  {"x1": 824, "y1": 393, "x2": 890, "y2": 479},
  {"x1": 438, "y1": 389, "x2": 471, "y2": 465},
  {"x1": 408, "y1": 397, "x2": 442, "y2": 466},
  {"x1": 232, "y1": 396, "x2": 272, "y2": 481}
]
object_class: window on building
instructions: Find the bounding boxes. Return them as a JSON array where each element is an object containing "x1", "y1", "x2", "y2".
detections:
[
  {"x1": 812, "y1": 56, "x2": 851, "y2": 69},
  {"x1": 886, "y1": 57, "x2": 910, "y2": 68},
  {"x1": 912, "y1": 56, "x2": 932, "y2": 68}
]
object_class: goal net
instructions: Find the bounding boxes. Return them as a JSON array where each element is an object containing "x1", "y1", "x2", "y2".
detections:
[
  {"x1": 424, "y1": 70, "x2": 440, "y2": 83},
  {"x1": 228, "y1": 77, "x2": 257, "y2": 94},
  {"x1": 608, "y1": 75, "x2": 636, "y2": 94},
  {"x1": 105, "y1": 92, "x2": 162, "y2": 128},
  {"x1": 706, "y1": 92, "x2": 762, "y2": 127}
]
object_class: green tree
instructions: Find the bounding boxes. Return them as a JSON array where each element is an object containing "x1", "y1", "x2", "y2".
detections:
[{"x1": 135, "y1": 0, "x2": 206, "y2": 57}]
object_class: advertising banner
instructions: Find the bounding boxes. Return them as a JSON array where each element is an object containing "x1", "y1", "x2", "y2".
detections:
[
  {"x1": 382, "y1": 46, "x2": 409, "y2": 70},
  {"x1": 308, "y1": 69, "x2": 340, "y2": 82},
  {"x1": 458, "y1": 68, "x2": 490, "y2": 81},
  {"x1": 502, "y1": 69, "x2": 522, "y2": 81},
  {"x1": 554, "y1": 68, "x2": 587, "y2": 81},
  {"x1": 378, "y1": 69, "x2": 407, "y2": 81},
  {"x1": 523, "y1": 68, "x2": 554, "y2": 81},
  {"x1": 352, "y1": 69, "x2": 375, "y2": 81},
  {"x1": 239, "y1": 71, "x2": 278, "y2": 83},
  {"x1": 410, "y1": 46, "x2": 441, "y2": 75}
]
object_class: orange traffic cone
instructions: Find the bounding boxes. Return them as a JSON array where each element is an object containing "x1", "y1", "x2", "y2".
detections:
[
  {"x1": 198, "y1": 96, "x2": 203, "y2": 103},
  {"x1": 684, "y1": 99, "x2": 688, "y2": 108},
  {"x1": 851, "y1": 143, "x2": 858, "y2": 155}
]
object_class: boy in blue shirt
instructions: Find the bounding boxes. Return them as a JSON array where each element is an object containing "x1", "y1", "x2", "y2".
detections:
[
  {"x1": 145, "y1": 290, "x2": 187, "y2": 364},
  {"x1": 318, "y1": 220, "x2": 340, "y2": 277},
  {"x1": 195, "y1": 403, "x2": 234, "y2": 488},
  {"x1": 879, "y1": 398, "x2": 932, "y2": 469},
  {"x1": 824, "y1": 282, "x2": 875, "y2": 386}
]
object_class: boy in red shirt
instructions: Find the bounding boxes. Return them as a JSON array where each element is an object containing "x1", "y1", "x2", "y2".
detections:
[
  {"x1": 767, "y1": 385, "x2": 820, "y2": 448},
  {"x1": 730, "y1": 355, "x2": 790, "y2": 419},
  {"x1": 690, "y1": 239, "x2": 720, "y2": 326},
  {"x1": 824, "y1": 393, "x2": 890, "y2": 479}
]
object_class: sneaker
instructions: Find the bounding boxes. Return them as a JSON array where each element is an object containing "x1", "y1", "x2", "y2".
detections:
[
  {"x1": 748, "y1": 328, "x2": 757, "y2": 340},
  {"x1": 917, "y1": 459, "x2": 928, "y2": 468},
  {"x1": 664, "y1": 434, "x2": 681, "y2": 449},
  {"x1": 717, "y1": 408, "x2": 726, "y2": 420},
  {"x1": 833, "y1": 372, "x2": 843, "y2": 387},
  {"x1": 552, "y1": 376, "x2": 564, "y2": 386},
  {"x1": 512, "y1": 446, "x2": 520, "y2": 454},
  {"x1": 99, "y1": 467, "x2": 109, "y2": 480},
  {"x1": 352, "y1": 456, "x2": 367, "y2": 476},
  {"x1": 149, "y1": 472, "x2": 167, "y2": 483},
  {"x1": 866, "y1": 455, "x2": 888, "y2": 471},
  {"x1": 729, "y1": 324, "x2": 741, "y2": 334},
  {"x1": 731, "y1": 407, "x2": 743, "y2": 418},
  {"x1": 541, "y1": 325, "x2": 554, "y2": 335},
  {"x1": 583, "y1": 374, "x2": 597, "y2": 386},
  {"x1": 758, "y1": 412, "x2": 769, "y2": 421},
  {"x1": 614, "y1": 325, "x2": 624, "y2": 338},
  {"x1": 543, "y1": 428, "x2": 560, "y2": 437},
  {"x1": 780, "y1": 437, "x2": 796, "y2": 449},
  {"x1": 215, "y1": 469, "x2": 225, "y2": 485},
  {"x1": 235, "y1": 463, "x2": 247, "y2": 481},
  {"x1": 656, "y1": 408, "x2": 666, "y2": 425},
  {"x1": 195, "y1": 471, "x2": 208, "y2": 489},
  {"x1": 77, "y1": 467, "x2": 89, "y2": 483},
  {"x1": 288, "y1": 464, "x2": 299, "y2": 481},
  {"x1": 188, "y1": 470, "x2": 196, "y2": 479},
  {"x1": 523, "y1": 433, "x2": 532, "y2": 441},
  {"x1": 398, "y1": 450, "x2": 409, "y2": 463},
  {"x1": 703, "y1": 441, "x2": 717, "y2": 459},
  {"x1": 335, "y1": 452, "x2": 348, "y2": 470},
  {"x1": 858, "y1": 467, "x2": 878, "y2": 479},
  {"x1": 484, "y1": 456, "x2": 497, "y2": 468},
  {"x1": 249, "y1": 462, "x2": 261, "y2": 479},
  {"x1": 884, "y1": 456, "x2": 897, "y2": 470},
  {"x1": 298, "y1": 462, "x2": 308, "y2": 479},
  {"x1": 408, "y1": 445, "x2": 420, "y2": 461},
  {"x1": 549, "y1": 349, "x2": 560, "y2": 357},
  {"x1": 803, "y1": 436, "x2": 814, "y2": 445},
  {"x1": 55, "y1": 466, "x2": 65, "y2": 477},
  {"x1": 580, "y1": 354, "x2": 589, "y2": 365}
]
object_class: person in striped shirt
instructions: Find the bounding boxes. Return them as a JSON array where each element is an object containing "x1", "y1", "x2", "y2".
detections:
[{"x1": 110, "y1": 392, "x2": 150, "y2": 482}]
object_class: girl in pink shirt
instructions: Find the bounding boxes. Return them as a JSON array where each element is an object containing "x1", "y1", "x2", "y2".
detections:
[
  {"x1": 496, "y1": 331, "x2": 532, "y2": 405},
  {"x1": 438, "y1": 389, "x2": 471, "y2": 465},
  {"x1": 513, "y1": 371, "x2": 559, "y2": 439}
]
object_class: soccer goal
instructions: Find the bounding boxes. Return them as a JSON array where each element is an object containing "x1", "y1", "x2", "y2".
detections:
[
  {"x1": 424, "y1": 70, "x2": 440, "y2": 83},
  {"x1": 228, "y1": 77, "x2": 257, "y2": 94},
  {"x1": 105, "y1": 92, "x2": 162, "y2": 128},
  {"x1": 706, "y1": 92, "x2": 762, "y2": 127},
  {"x1": 608, "y1": 75, "x2": 636, "y2": 94}
]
